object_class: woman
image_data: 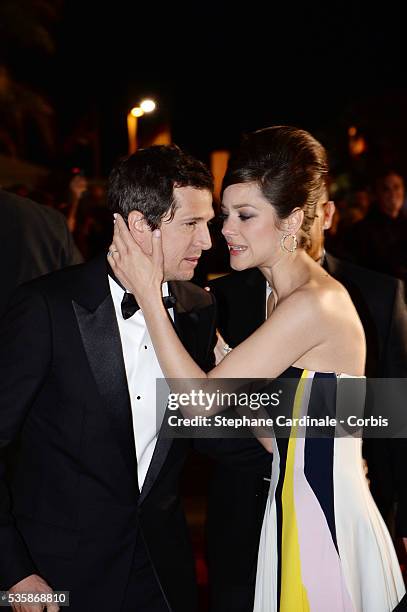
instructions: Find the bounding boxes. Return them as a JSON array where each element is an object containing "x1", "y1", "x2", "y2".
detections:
[{"x1": 109, "y1": 127, "x2": 405, "y2": 611}]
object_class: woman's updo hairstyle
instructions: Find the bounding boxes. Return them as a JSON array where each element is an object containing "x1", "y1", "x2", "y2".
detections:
[{"x1": 222, "y1": 126, "x2": 329, "y2": 250}]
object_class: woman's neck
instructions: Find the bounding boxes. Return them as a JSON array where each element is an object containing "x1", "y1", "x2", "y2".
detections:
[{"x1": 258, "y1": 249, "x2": 314, "y2": 305}]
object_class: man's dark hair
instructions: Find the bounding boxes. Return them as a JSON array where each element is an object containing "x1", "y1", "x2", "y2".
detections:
[
  {"x1": 107, "y1": 144, "x2": 213, "y2": 229},
  {"x1": 222, "y1": 126, "x2": 329, "y2": 250},
  {"x1": 374, "y1": 167, "x2": 405, "y2": 189}
]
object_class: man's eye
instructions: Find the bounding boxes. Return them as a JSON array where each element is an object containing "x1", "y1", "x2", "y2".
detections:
[{"x1": 185, "y1": 221, "x2": 197, "y2": 227}]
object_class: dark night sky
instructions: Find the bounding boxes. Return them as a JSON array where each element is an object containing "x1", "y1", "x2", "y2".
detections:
[{"x1": 13, "y1": 0, "x2": 407, "y2": 175}]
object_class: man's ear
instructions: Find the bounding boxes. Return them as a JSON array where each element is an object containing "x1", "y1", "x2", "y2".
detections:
[
  {"x1": 128, "y1": 210, "x2": 151, "y2": 243},
  {"x1": 323, "y1": 201, "x2": 336, "y2": 230},
  {"x1": 279, "y1": 207, "x2": 304, "y2": 234}
]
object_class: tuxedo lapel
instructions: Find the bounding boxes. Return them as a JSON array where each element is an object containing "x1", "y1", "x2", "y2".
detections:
[
  {"x1": 210, "y1": 268, "x2": 266, "y2": 345},
  {"x1": 72, "y1": 256, "x2": 138, "y2": 486},
  {"x1": 172, "y1": 311, "x2": 199, "y2": 360},
  {"x1": 138, "y1": 430, "x2": 172, "y2": 505},
  {"x1": 139, "y1": 281, "x2": 210, "y2": 504}
]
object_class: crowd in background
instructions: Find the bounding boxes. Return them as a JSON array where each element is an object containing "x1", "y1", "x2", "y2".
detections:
[{"x1": 3, "y1": 165, "x2": 407, "y2": 291}]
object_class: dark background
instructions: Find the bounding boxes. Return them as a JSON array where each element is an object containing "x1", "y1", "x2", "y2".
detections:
[{"x1": 1, "y1": 0, "x2": 407, "y2": 178}]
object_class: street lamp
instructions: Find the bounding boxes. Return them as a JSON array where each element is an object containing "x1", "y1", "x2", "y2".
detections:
[{"x1": 127, "y1": 99, "x2": 156, "y2": 155}]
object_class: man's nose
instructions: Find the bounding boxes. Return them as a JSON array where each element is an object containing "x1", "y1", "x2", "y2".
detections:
[{"x1": 194, "y1": 224, "x2": 212, "y2": 250}]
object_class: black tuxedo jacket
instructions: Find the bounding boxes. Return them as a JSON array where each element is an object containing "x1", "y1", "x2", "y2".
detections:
[
  {"x1": 323, "y1": 253, "x2": 407, "y2": 378},
  {"x1": 207, "y1": 256, "x2": 407, "y2": 610},
  {"x1": 0, "y1": 254, "x2": 217, "y2": 611},
  {"x1": 206, "y1": 268, "x2": 270, "y2": 612},
  {"x1": 324, "y1": 253, "x2": 407, "y2": 537}
]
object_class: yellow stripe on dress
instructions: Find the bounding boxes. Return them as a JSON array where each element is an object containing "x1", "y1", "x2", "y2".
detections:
[{"x1": 280, "y1": 369, "x2": 311, "y2": 612}]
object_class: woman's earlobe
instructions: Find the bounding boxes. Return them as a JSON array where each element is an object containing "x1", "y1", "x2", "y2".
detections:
[{"x1": 279, "y1": 218, "x2": 291, "y2": 233}]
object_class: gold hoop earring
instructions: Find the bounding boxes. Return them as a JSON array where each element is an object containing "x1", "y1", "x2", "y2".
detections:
[{"x1": 280, "y1": 234, "x2": 298, "y2": 253}]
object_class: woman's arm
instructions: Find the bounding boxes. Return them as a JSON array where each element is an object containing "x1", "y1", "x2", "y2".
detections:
[{"x1": 109, "y1": 216, "x2": 325, "y2": 384}]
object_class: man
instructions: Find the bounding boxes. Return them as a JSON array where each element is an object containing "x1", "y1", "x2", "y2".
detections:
[
  {"x1": 0, "y1": 145, "x2": 216, "y2": 612},
  {"x1": 0, "y1": 189, "x2": 82, "y2": 317},
  {"x1": 343, "y1": 169, "x2": 407, "y2": 282},
  {"x1": 207, "y1": 198, "x2": 407, "y2": 611}
]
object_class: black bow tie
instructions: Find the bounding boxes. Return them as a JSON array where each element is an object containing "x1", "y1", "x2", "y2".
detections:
[{"x1": 121, "y1": 292, "x2": 177, "y2": 320}]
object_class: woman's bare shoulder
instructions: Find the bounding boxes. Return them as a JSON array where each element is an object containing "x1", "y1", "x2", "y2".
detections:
[
  {"x1": 300, "y1": 273, "x2": 353, "y2": 309},
  {"x1": 278, "y1": 274, "x2": 360, "y2": 332},
  {"x1": 285, "y1": 275, "x2": 365, "y2": 374},
  {"x1": 277, "y1": 274, "x2": 339, "y2": 310}
]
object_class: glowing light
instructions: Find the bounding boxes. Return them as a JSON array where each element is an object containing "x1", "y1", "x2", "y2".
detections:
[
  {"x1": 131, "y1": 107, "x2": 144, "y2": 117},
  {"x1": 140, "y1": 99, "x2": 156, "y2": 113}
]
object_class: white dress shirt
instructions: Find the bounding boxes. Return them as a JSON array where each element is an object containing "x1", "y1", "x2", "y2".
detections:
[
  {"x1": 266, "y1": 283, "x2": 273, "y2": 316},
  {"x1": 108, "y1": 276, "x2": 172, "y2": 489}
]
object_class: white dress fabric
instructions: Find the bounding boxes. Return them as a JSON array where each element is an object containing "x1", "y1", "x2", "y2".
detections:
[{"x1": 254, "y1": 369, "x2": 405, "y2": 612}]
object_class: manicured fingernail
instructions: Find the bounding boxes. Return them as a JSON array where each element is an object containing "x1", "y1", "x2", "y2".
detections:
[
  {"x1": 153, "y1": 229, "x2": 161, "y2": 237},
  {"x1": 113, "y1": 213, "x2": 118, "y2": 219}
]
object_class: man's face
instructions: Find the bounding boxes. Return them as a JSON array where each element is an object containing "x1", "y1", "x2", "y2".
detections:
[
  {"x1": 377, "y1": 173, "x2": 405, "y2": 219},
  {"x1": 160, "y1": 186, "x2": 214, "y2": 281},
  {"x1": 307, "y1": 199, "x2": 335, "y2": 262}
]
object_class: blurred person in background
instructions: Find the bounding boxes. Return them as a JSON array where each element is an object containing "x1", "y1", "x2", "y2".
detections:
[
  {"x1": 0, "y1": 188, "x2": 82, "y2": 317},
  {"x1": 57, "y1": 170, "x2": 111, "y2": 261},
  {"x1": 343, "y1": 169, "x2": 407, "y2": 282},
  {"x1": 324, "y1": 183, "x2": 370, "y2": 260}
]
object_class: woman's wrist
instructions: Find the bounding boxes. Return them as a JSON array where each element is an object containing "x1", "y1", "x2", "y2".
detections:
[{"x1": 137, "y1": 285, "x2": 164, "y2": 311}]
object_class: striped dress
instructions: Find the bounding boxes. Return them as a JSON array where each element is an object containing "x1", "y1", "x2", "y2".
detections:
[{"x1": 254, "y1": 368, "x2": 406, "y2": 612}]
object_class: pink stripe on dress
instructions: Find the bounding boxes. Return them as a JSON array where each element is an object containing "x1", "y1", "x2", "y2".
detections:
[{"x1": 293, "y1": 372, "x2": 355, "y2": 611}]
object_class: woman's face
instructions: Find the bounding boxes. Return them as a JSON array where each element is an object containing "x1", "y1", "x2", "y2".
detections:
[
  {"x1": 221, "y1": 182, "x2": 284, "y2": 271},
  {"x1": 376, "y1": 172, "x2": 405, "y2": 219}
]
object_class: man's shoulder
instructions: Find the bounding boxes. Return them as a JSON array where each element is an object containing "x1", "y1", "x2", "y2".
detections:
[
  {"x1": 170, "y1": 280, "x2": 215, "y2": 311},
  {"x1": 14, "y1": 264, "x2": 80, "y2": 303},
  {"x1": 208, "y1": 268, "x2": 264, "y2": 294},
  {"x1": 327, "y1": 252, "x2": 400, "y2": 297},
  {"x1": 16, "y1": 255, "x2": 104, "y2": 300}
]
